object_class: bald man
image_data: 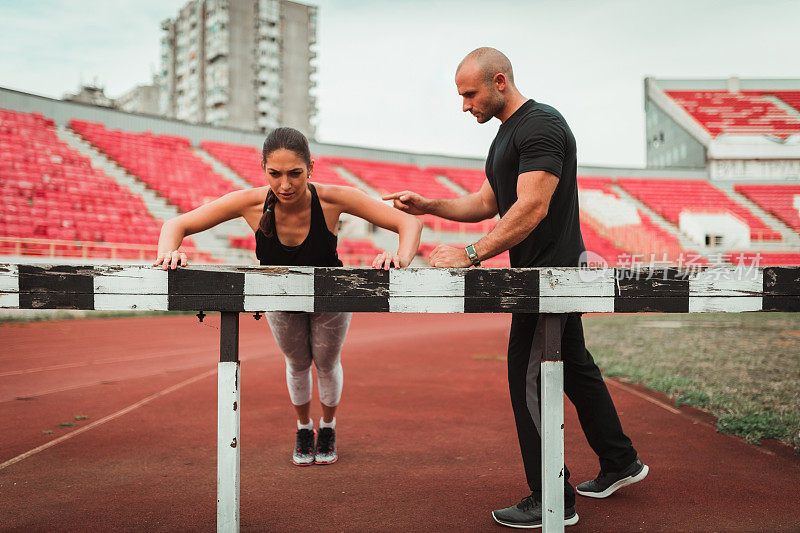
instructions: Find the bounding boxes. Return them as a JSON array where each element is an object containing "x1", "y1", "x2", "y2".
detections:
[{"x1": 384, "y1": 47, "x2": 647, "y2": 528}]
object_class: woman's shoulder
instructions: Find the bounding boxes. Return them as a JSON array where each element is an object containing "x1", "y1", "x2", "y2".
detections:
[
  {"x1": 314, "y1": 182, "x2": 365, "y2": 206},
  {"x1": 231, "y1": 186, "x2": 269, "y2": 207}
]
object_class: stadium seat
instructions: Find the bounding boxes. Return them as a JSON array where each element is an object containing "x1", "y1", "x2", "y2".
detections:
[
  {"x1": 617, "y1": 178, "x2": 781, "y2": 241},
  {"x1": 665, "y1": 90, "x2": 800, "y2": 138},
  {"x1": 70, "y1": 120, "x2": 239, "y2": 214},
  {"x1": 201, "y1": 140, "x2": 353, "y2": 189},
  {"x1": 734, "y1": 184, "x2": 800, "y2": 235},
  {"x1": 0, "y1": 109, "x2": 204, "y2": 260}
]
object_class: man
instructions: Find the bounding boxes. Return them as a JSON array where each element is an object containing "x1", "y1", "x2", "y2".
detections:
[{"x1": 383, "y1": 47, "x2": 648, "y2": 529}]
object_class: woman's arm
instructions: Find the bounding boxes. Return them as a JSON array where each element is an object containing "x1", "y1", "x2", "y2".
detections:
[
  {"x1": 155, "y1": 188, "x2": 263, "y2": 269},
  {"x1": 324, "y1": 185, "x2": 422, "y2": 268}
]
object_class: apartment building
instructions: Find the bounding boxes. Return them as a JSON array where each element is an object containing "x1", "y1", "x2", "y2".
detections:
[{"x1": 159, "y1": 0, "x2": 317, "y2": 137}]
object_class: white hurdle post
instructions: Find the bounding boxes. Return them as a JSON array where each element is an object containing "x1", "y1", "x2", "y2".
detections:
[
  {"x1": 540, "y1": 314, "x2": 565, "y2": 533},
  {"x1": 217, "y1": 312, "x2": 240, "y2": 533}
]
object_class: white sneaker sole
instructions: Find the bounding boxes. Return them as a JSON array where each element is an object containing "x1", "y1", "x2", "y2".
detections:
[
  {"x1": 492, "y1": 512, "x2": 579, "y2": 529},
  {"x1": 576, "y1": 464, "x2": 649, "y2": 499}
]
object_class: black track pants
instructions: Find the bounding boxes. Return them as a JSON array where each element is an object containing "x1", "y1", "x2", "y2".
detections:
[{"x1": 507, "y1": 312, "x2": 638, "y2": 506}]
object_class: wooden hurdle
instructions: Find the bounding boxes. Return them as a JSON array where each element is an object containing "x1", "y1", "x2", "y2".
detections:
[{"x1": 1, "y1": 263, "x2": 798, "y2": 533}]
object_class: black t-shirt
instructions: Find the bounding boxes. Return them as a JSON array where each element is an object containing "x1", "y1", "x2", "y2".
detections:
[{"x1": 485, "y1": 99, "x2": 585, "y2": 267}]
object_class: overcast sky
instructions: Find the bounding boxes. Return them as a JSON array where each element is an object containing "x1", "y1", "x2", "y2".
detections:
[{"x1": 1, "y1": 0, "x2": 799, "y2": 166}]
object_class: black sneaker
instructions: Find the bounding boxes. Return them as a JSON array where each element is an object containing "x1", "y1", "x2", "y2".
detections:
[
  {"x1": 292, "y1": 428, "x2": 315, "y2": 466},
  {"x1": 492, "y1": 494, "x2": 579, "y2": 529},
  {"x1": 576, "y1": 457, "x2": 649, "y2": 498},
  {"x1": 314, "y1": 427, "x2": 337, "y2": 465}
]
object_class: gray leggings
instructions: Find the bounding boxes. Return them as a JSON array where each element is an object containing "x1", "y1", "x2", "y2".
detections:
[{"x1": 265, "y1": 311, "x2": 352, "y2": 407}]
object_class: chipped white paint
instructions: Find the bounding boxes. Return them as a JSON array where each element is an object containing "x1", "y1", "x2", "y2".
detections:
[
  {"x1": 243, "y1": 295, "x2": 314, "y2": 312},
  {"x1": 243, "y1": 268, "x2": 314, "y2": 312},
  {"x1": 389, "y1": 268, "x2": 465, "y2": 296},
  {"x1": 93, "y1": 267, "x2": 168, "y2": 310},
  {"x1": 689, "y1": 267, "x2": 763, "y2": 313},
  {"x1": 0, "y1": 264, "x2": 18, "y2": 309},
  {"x1": 539, "y1": 296, "x2": 614, "y2": 313},
  {"x1": 540, "y1": 268, "x2": 615, "y2": 297},
  {"x1": 243, "y1": 267, "x2": 315, "y2": 296},
  {"x1": 94, "y1": 294, "x2": 169, "y2": 311},
  {"x1": 541, "y1": 361, "x2": 565, "y2": 533},
  {"x1": 389, "y1": 269, "x2": 465, "y2": 312},
  {"x1": 389, "y1": 296, "x2": 464, "y2": 313},
  {"x1": 93, "y1": 266, "x2": 168, "y2": 294},
  {"x1": 217, "y1": 361, "x2": 240, "y2": 533}
]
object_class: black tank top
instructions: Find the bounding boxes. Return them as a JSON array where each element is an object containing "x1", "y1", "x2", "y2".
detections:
[{"x1": 255, "y1": 183, "x2": 343, "y2": 267}]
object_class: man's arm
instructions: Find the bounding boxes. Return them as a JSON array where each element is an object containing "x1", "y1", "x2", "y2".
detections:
[
  {"x1": 428, "y1": 170, "x2": 558, "y2": 267},
  {"x1": 473, "y1": 170, "x2": 558, "y2": 260},
  {"x1": 382, "y1": 179, "x2": 497, "y2": 222}
]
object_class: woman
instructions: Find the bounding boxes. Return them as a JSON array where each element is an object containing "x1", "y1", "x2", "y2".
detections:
[{"x1": 154, "y1": 127, "x2": 422, "y2": 466}]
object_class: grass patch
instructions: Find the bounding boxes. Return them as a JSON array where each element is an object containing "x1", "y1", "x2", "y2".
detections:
[
  {"x1": 583, "y1": 313, "x2": 800, "y2": 452},
  {"x1": 717, "y1": 412, "x2": 790, "y2": 445},
  {"x1": 0, "y1": 310, "x2": 197, "y2": 324}
]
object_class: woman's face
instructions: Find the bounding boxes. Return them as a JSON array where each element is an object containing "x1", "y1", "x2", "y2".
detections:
[{"x1": 264, "y1": 148, "x2": 313, "y2": 205}]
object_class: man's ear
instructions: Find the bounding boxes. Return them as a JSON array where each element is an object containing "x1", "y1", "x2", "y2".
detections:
[{"x1": 494, "y1": 73, "x2": 508, "y2": 92}]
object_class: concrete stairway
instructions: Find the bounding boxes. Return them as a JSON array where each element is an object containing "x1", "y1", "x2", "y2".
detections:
[
  {"x1": 192, "y1": 147, "x2": 259, "y2": 240},
  {"x1": 56, "y1": 126, "x2": 251, "y2": 263},
  {"x1": 610, "y1": 184, "x2": 706, "y2": 254},
  {"x1": 435, "y1": 174, "x2": 470, "y2": 196},
  {"x1": 332, "y1": 165, "x2": 382, "y2": 198},
  {"x1": 714, "y1": 181, "x2": 800, "y2": 249}
]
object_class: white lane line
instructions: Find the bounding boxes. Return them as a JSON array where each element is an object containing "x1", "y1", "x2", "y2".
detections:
[
  {"x1": 606, "y1": 378, "x2": 681, "y2": 414},
  {"x1": 0, "y1": 348, "x2": 270, "y2": 403},
  {"x1": 0, "y1": 367, "x2": 217, "y2": 471},
  {"x1": 0, "y1": 341, "x2": 266, "y2": 378}
]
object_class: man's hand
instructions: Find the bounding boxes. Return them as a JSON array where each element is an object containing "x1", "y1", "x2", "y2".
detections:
[
  {"x1": 382, "y1": 191, "x2": 429, "y2": 215},
  {"x1": 429, "y1": 244, "x2": 472, "y2": 268}
]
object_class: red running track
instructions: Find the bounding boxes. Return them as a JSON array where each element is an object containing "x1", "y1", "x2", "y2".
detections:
[{"x1": 1, "y1": 314, "x2": 798, "y2": 531}]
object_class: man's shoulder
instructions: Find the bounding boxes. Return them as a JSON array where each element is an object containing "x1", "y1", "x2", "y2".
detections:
[{"x1": 517, "y1": 101, "x2": 567, "y2": 130}]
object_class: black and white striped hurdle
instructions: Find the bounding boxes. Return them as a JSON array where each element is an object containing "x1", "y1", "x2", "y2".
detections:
[
  {"x1": 2, "y1": 264, "x2": 798, "y2": 313},
  {"x1": 2, "y1": 264, "x2": 798, "y2": 533}
]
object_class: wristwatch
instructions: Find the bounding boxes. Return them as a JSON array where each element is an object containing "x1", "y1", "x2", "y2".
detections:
[{"x1": 465, "y1": 244, "x2": 481, "y2": 267}]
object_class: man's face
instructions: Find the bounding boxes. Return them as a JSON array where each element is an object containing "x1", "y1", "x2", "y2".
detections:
[{"x1": 455, "y1": 61, "x2": 505, "y2": 124}]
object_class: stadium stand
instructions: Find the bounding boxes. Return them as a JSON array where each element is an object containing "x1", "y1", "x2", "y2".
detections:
[
  {"x1": 228, "y1": 235, "x2": 383, "y2": 266},
  {"x1": 665, "y1": 90, "x2": 800, "y2": 138},
  {"x1": 70, "y1": 120, "x2": 239, "y2": 214},
  {"x1": 1, "y1": 100, "x2": 794, "y2": 267},
  {"x1": 0, "y1": 109, "x2": 208, "y2": 260},
  {"x1": 577, "y1": 177, "x2": 701, "y2": 262},
  {"x1": 617, "y1": 178, "x2": 781, "y2": 240},
  {"x1": 428, "y1": 166, "x2": 486, "y2": 193},
  {"x1": 577, "y1": 223, "x2": 628, "y2": 266},
  {"x1": 327, "y1": 157, "x2": 495, "y2": 234},
  {"x1": 725, "y1": 251, "x2": 800, "y2": 266},
  {"x1": 733, "y1": 183, "x2": 800, "y2": 234},
  {"x1": 200, "y1": 140, "x2": 353, "y2": 189},
  {"x1": 200, "y1": 141, "x2": 264, "y2": 188},
  {"x1": 743, "y1": 90, "x2": 800, "y2": 114}
]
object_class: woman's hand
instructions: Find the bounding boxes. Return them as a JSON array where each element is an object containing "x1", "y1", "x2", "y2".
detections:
[
  {"x1": 153, "y1": 250, "x2": 189, "y2": 270},
  {"x1": 371, "y1": 251, "x2": 405, "y2": 270}
]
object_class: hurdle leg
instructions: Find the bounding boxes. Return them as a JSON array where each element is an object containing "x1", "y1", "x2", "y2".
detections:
[
  {"x1": 540, "y1": 313, "x2": 564, "y2": 533},
  {"x1": 218, "y1": 312, "x2": 240, "y2": 533}
]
